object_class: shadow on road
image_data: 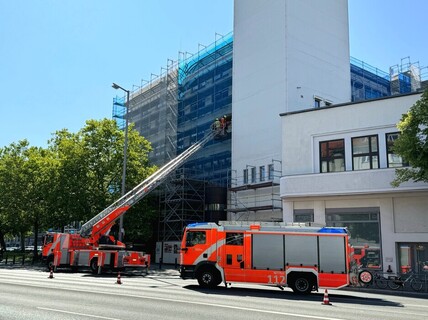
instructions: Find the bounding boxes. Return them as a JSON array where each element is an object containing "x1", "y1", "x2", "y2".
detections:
[{"x1": 184, "y1": 284, "x2": 405, "y2": 307}]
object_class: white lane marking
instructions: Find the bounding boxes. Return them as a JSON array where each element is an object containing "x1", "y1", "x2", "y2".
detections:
[
  {"x1": 5, "y1": 279, "x2": 425, "y2": 319},
  {"x1": 37, "y1": 307, "x2": 122, "y2": 320},
  {"x1": 23, "y1": 282, "x2": 345, "y2": 320}
]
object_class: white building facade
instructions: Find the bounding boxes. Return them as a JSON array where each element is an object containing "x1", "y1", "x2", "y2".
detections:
[
  {"x1": 280, "y1": 92, "x2": 428, "y2": 274},
  {"x1": 230, "y1": 0, "x2": 351, "y2": 220}
]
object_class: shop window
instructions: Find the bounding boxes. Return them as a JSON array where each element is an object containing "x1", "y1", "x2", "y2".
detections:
[
  {"x1": 352, "y1": 135, "x2": 379, "y2": 170},
  {"x1": 386, "y1": 132, "x2": 408, "y2": 168},
  {"x1": 319, "y1": 139, "x2": 345, "y2": 173},
  {"x1": 326, "y1": 207, "x2": 381, "y2": 269},
  {"x1": 397, "y1": 243, "x2": 428, "y2": 274},
  {"x1": 293, "y1": 209, "x2": 314, "y2": 223}
]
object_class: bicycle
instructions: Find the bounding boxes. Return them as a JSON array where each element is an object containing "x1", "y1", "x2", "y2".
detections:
[
  {"x1": 358, "y1": 270, "x2": 388, "y2": 289},
  {"x1": 387, "y1": 270, "x2": 423, "y2": 291}
]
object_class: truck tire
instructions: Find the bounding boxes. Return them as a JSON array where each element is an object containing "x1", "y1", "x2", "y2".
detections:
[
  {"x1": 290, "y1": 275, "x2": 313, "y2": 294},
  {"x1": 197, "y1": 267, "x2": 221, "y2": 288},
  {"x1": 90, "y1": 258, "x2": 99, "y2": 274}
]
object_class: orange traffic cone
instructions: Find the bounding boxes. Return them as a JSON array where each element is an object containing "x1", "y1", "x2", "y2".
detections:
[
  {"x1": 48, "y1": 268, "x2": 54, "y2": 279},
  {"x1": 321, "y1": 289, "x2": 332, "y2": 305},
  {"x1": 116, "y1": 272, "x2": 122, "y2": 285}
]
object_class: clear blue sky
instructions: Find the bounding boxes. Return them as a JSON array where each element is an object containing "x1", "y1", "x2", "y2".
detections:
[{"x1": 0, "y1": 0, "x2": 426, "y2": 148}]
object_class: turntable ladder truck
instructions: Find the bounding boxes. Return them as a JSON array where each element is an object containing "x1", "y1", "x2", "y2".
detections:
[{"x1": 42, "y1": 129, "x2": 218, "y2": 273}]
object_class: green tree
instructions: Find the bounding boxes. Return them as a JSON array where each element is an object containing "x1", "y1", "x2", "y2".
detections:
[
  {"x1": 0, "y1": 141, "x2": 53, "y2": 253},
  {"x1": 48, "y1": 118, "x2": 157, "y2": 242},
  {"x1": 392, "y1": 90, "x2": 428, "y2": 187}
]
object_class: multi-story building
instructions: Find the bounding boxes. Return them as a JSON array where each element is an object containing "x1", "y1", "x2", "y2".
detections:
[
  {"x1": 280, "y1": 92, "x2": 428, "y2": 274},
  {"x1": 113, "y1": 0, "x2": 426, "y2": 263}
]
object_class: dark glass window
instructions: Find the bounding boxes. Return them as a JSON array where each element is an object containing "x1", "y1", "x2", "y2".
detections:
[
  {"x1": 251, "y1": 167, "x2": 256, "y2": 183},
  {"x1": 185, "y1": 231, "x2": 206, "y2": 247},
  {"x1": 259, "y1": 166, "x2": 265, "y2": 182},
  {"x1": 268, "y1": 164, "x2": 274, "y2": 180},
  {"x1": 326, "y1": 207, "x2": 381, "y2": 269},
  {"x1": 352, "y1": 135, "x2": 379, "y2": 170},
  {"x1": 243, "y1": 169, "x2": 248, "y2": 184},
  {"x1": 293, "y1": 209, "x2": 314, "y2": 223},
  {"x1": 320, "y1": 139, "x2": 345, "y2": 173},
  {"x1": 386, "y1": 132, "x2": 407, "y2": 168},
  {"x1": 226, "y1": 233, "x2": 244, "y2": 246}
]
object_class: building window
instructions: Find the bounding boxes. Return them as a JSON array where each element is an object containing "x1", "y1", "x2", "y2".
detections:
[
  {"x1": 386, "y1": 132, "x2": 407, "y2": 168},
  {"x1": 326, "y1": 207, "x2": 381, "y2": 269},
  {"x1": 314, "y1": 97, "x2": 321, "y2": 108},
  {"x1": 352, "y1": 135, "x2": 379, "y2": 170},
  {"x1": 293, "y1": 209, "x2": 314, "y2": 223},
  {"x1": 319, "y1": 139, "x2": 345, "y2": 173},
  {"x1": 268, "y1": 164, "x2": 274, "y2": 180},
  {"x1": 251, "y1": 167, "x2": 256, "y2": 183},
  {"x1": 259, "y1": 166, "x2": 265, "y2": 182},
  {"x1": 243, "y1": 169, "x2": 248, "y2": 184}
]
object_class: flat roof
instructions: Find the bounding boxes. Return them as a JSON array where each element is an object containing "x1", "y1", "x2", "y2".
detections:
[{"x1": 279, "y1": 90, "x2": 423, "y2": 118}]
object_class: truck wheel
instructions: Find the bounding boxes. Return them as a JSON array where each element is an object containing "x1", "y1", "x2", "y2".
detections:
[
  {"x1": 90, "y1": 258, "x2": 99, "y2": 274},
  {"x1": 290, "y1": 276, "x2": 313, "y2": 294},
  {"x1": 197, "y1": 267, "x2": 220, "y2": 288}
]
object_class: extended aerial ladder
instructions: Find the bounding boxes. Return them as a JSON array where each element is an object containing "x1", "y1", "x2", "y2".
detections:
[
  {"x1": 42, "y1": 129, "x2": 219, "y2": 273},
  {"x1": 80, "y1": 129, "x2": 218, "y2": 239}
]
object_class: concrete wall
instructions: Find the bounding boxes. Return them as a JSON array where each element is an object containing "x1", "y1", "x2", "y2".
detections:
[
  {"x1": 281, "y1": 93, "x2": 422, "y2": 176},
  {"x1": 280, "y1": 92, "x2": 428, "y2": 273},
  {"x1": 232, "y1": 0, "x2": 350, "y2": 178}
]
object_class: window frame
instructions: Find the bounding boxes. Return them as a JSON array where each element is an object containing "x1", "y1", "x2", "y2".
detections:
[
  {"x1": 319, "y1": 139, "x2": 345, "y2": 173},
  {"x1": 386, "y1": 132, "x2": 408, "y2": 168},
  {"x1": 351, "y1": 134, "x2": 380, "y2": 170},
  {"x1": 243, "y1": 169, "x2": 248, "y2": 184},
  {"x1": 259, "y1": 165, "x2": 265, "y2": 182}
]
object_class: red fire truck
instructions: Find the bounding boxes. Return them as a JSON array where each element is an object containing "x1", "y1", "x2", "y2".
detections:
[
  {"x1": 42, "y1": 129, "x2": 219, "y2": 273},
  {"x1": 180, "y1": 221, "x2": 356, "y2": 294}
]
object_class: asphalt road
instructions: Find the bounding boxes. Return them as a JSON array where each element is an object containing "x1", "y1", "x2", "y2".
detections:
[{"x1": 0, "y1": 267, "x2": 427, "y2": 320}]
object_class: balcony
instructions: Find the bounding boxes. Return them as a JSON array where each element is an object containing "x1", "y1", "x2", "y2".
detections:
[{"x1": 281, "y1": 168, "x2": 428, "y2": 198}]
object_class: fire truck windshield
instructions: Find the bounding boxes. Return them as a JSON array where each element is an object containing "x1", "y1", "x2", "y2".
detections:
[
  {"x1": 43, "y1": 234, "x2": 54, "y2": 245},
  {"x1": 185, "y1": 231, "x2": 206, "y2": 247}
]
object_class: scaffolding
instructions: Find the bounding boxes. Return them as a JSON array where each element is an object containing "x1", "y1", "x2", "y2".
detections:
[
  {"x1": 114, "y1": 32, "x2": 233, "y2": 245},
  {"x1": 390, "y1": 57, "x2": 422, "y2": 95},
  {"x1": 227, "y1": 160, "x2": 282, "y2": 221},
  {"x1": 350, "y1": 56, "x2": 390, "y2": 102},
  {"x1": 159, "y1": 168, "x2": 206, "y2": 241}
]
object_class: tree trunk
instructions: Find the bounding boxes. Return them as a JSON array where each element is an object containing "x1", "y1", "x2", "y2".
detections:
[
  {"x1": 33, "y1": 219, "x2": 39, "y2": 260},
  {"x1": 0, "y1": 229, "x2": 6, "y2": 261},
  {"x1": 20, "y1": 232, "x2": 25, "y2": 252}
]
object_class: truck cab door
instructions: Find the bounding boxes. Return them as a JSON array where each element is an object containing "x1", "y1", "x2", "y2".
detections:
[
  {"x1": 223, "y1": 232, "x2": 245, "y2": 282},
  {"x1": 181, "y1": 229, "x2": 210, "y2": 265}
]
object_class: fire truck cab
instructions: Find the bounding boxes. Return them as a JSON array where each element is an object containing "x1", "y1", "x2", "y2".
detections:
[{"x1": 180, "y1": 221, "x2": 354, "y2": 294}]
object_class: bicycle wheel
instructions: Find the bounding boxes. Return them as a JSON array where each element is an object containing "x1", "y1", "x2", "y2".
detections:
[
  {"x1": 375, "y1": 277, "x2": 388, "y2": 289},
  {"x1": 410, "y1": 278, "x2": 423, "y2": 292},
  {"x1": 387, "y1": 279, "x2": 401, "y2": 290}
]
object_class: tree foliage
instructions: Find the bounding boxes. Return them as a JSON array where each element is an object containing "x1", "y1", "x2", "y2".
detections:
[
  {"x1": 392, "y1": 90, "x2": 428, "y2": 187},
  {"x1": 0, "y1": 118, "x2": 157, "y2": 250}
]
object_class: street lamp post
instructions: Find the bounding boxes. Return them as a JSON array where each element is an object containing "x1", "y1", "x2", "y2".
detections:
[{"x1": 112, "y1": 82, "x2": 130, "y2": 242}]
